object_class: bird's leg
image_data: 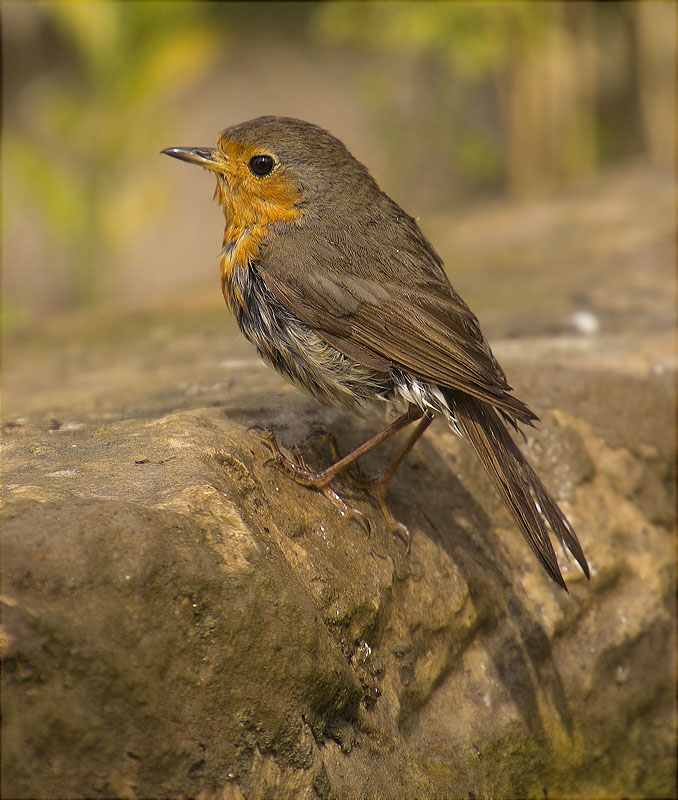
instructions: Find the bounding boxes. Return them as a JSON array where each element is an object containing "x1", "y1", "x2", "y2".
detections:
[
  {"x1": 361, "y1": 412, "x2": 434, "y2": 551},
  {"x1": 321, "y1": 412, "x2": 434, "y2": 550},
  {"x1": 291, "y1": 439, "x2": 372, "y2": 533},
  {"x1": 257, "y1": 404, "x2": 422, "y2": 484},
  {"x1": 253, "y1": 405, "x2": 424, "y2": 535},
  {"x1": 321, "y1": 432, "x2": 371, "y2": 488}
]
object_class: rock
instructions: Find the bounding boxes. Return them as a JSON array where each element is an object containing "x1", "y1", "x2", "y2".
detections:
[{"x1": 3, "y1": 168, "x2": 675, "y2": 798}]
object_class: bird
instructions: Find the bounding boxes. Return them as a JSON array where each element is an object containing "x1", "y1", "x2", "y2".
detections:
[{"x1": 163, "y1": 116, "x2": 589, "y2": 590}]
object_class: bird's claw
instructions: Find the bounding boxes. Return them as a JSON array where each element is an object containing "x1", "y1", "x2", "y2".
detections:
[
  {"x1": 353, "y1": 473, "x2": 412, "y2": 552},
  {"x1": 249, "y1": 425, "x2": 282, "y2": 454},
  {"x1": 320, "y1": 433, "x2": 410, "y2": 549},
  {"x1": 390, "y1": 519, "x2": 412, "y2": 554},
  {"x1": 253, "y1": 428, "x2": 311, "y2": 470},
  {"x1": 251, "y1": 425, "x2": 413, "y2": 548},
  {"x1": 255, "y1": 428, "x2": 306, "y2": 474},
  {"x1": 320, "y1": 484, "x2": 371, "y2": 537},
  {"x1": 252, "y1": 427, "x2": 371, "y2": 539}
]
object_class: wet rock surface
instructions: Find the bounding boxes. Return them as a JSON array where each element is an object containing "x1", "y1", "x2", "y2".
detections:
[{"x1": 2, "y1": 168, "x2": 675, "y2": 798}]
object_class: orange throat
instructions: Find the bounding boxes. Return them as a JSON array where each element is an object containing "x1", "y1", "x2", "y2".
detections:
[{"x1": 216, "y1": 178, "x2": 302, "y2": 314}]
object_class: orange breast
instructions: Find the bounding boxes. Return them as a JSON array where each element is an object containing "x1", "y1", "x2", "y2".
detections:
[{"x1": 215, "y1": 138, "x2": 304, "y2": 313}]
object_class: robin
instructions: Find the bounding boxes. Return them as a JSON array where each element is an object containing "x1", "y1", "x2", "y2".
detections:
[{"x1": 163, "y1": 116, "x2": 589, "y2": 590}]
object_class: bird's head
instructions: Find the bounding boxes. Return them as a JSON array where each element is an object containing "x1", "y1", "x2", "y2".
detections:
[{"x1": 163, "y1": 116, "x2": 378, "y2": 233}]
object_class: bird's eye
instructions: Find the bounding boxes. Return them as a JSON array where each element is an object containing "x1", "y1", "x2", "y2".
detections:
[{"x1": 248, "y1": 154, "x2": 275, "y2": 177}]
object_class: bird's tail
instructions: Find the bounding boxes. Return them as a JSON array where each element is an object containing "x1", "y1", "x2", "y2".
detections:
[{"x1": 447, "y1": 392, "x2": 590, "y2": 590}]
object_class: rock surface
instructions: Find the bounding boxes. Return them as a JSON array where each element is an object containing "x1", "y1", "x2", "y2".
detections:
[{"x1": 3, "y1": 168, "x2": 675, "y2": 798}]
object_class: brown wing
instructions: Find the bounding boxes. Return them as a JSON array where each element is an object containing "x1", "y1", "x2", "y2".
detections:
[{"x1": 258, "y1": 220, "x2": 536, "y2": 425}]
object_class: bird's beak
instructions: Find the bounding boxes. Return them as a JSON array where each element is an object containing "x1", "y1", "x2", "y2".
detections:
[{"x1": 161, "y1": 147, "x2": 225, "y2": 173}]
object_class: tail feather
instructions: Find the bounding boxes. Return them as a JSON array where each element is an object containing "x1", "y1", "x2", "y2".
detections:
[{"x1": 449, "y1": 393, "x2": 590, "y2": 590}]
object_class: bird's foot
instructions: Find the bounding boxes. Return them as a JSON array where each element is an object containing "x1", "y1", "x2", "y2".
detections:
[
  {"x1": 366, "y1": 476, "x2": 412, "y2": 553},
  {"x1": 252, "y1": 427, "x2": 371, "y2": 536},
  {"x1": 321, "y1": 432, "x2": 411, "y2": 551}
]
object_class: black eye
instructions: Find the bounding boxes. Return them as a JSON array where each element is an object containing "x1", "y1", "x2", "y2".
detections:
[{"x1": 248, "y1": 154, "x2": 275, "y2": 177}]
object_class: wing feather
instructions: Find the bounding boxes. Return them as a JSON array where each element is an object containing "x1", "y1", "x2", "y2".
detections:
[{"x1": 259, "y1": 220, "x2": 536, "y2": 424}]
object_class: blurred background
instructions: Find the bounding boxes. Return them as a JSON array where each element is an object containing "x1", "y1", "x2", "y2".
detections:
[{"x1": 3, "y1": 1, "x2": 675, "y2": 331}]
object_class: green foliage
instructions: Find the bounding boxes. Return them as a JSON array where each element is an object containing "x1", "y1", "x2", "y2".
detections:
[
  {"x1": 6, "y1": 3, "x2": 219, "y2": 306},
  {"x1": 311, "y1": 2, "x2": 647, "y2": 202},
  {"x1": 311, "y1": 3, "x2": 553, "y2": 205},
  {"x1": 313, "y1": 2, "x2": 552, "y2": 77}
]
